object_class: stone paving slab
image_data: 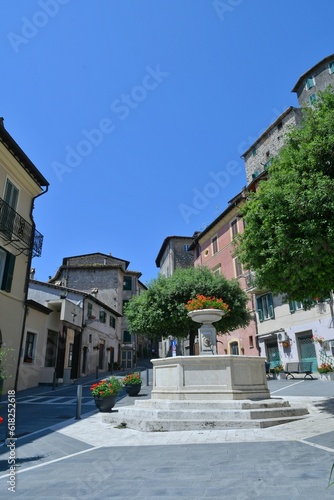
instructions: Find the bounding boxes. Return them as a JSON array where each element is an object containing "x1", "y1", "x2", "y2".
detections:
[
  {"x1": 0, "y1": 391, "x2": 334, "y2": 498},
  {"x1": 0, "y1": 441, "x2": 333, "y2": 498}
]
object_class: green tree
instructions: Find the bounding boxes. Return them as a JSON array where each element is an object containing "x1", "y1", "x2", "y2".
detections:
[
  {"x1": 236, "y1": 89, "x2": 334, "y2": 302},
  {"x1": 124, "y1": 266, "x2": 251, "y2": 354}
]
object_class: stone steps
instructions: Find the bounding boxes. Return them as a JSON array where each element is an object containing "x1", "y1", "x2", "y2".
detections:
[{"x1": 103, "y1": 398, "x2": 309, "y2": 432}]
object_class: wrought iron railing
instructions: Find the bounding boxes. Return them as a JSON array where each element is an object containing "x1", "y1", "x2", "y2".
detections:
[
  {"x1": 245, "y1": 270, "x2": 256, "y2": 290},
  {"x1": 0, "y1": 198, "x2": 43, "y2": 257}
]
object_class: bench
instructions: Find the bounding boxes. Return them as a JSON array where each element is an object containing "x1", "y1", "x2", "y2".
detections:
[{"x1": 284, "y1": 362, "x2": 314, "y2": 380}]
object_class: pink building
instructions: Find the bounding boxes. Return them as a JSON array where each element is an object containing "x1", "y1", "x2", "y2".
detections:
[{"x1": 189, "y1": 190, "x2": 259, "y2": 357}]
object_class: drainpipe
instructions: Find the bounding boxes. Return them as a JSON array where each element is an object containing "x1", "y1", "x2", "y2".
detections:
[{"x1": 14, "y1": 185, "x2": 49, "y2": 391}]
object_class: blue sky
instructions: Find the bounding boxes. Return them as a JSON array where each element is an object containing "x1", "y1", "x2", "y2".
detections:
[{"x1": 1, "y1": 0, "x2": 333, "y2": 285}]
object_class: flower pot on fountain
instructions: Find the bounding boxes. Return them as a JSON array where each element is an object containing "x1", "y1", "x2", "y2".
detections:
[{"x1": 186, "y1": 295, "x2": 228, "y2": 355}]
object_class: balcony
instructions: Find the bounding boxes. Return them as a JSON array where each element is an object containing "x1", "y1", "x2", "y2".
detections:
[
  {"x1": 245, "y1": 271, "x2": 257, "y2": 291},
  {"x1": 0, "y1": 198, "x2": 43, "y2": 257}
]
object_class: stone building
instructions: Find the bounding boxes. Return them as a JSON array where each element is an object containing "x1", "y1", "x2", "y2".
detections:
[
  {"x1": 242, "y1": 107, "x2": 303, "y2": 185},
  {"x1": 48, "y1": 252, "x2": 147, "y2": 370},
  {"x1": 239, "y1": 54, "x2": 334, "y2": 371},
  {"x1": 292, "y1": 53, "x2": 334, "y2": 107},
  {"x1": 155, "y1": 235, "x2": 197, "y2": 357},
  {"x1": 155, "y1": 235, "x2": 196, "y2": 278}
]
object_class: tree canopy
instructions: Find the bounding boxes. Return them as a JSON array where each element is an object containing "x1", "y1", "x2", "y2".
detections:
[
  {"x1": 236, "y1": 89, "x2": 334, "y2": 302},
  {"x1": 124, "y1": 266, "x2": 251, "y2": 349}
]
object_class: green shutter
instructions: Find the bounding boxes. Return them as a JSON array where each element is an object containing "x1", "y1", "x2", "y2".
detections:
[
  {"x1": 289, "y1": 301, "x2": 296, "y2": 313},
  {"x1": 268, "y1": 294, "x2": 275, "y2": 319},
  {"x1": 269, "y1": 305, "x2": 275, "y2": 319},
  {"x1": 2, "y1": 252, "x2": 15, "y2": 292},
  {"x1": 257, "y1": 309, "x2": 264, "y2": 322}
]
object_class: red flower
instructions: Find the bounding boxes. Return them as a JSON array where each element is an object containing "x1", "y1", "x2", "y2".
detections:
[{"x1": 0, "y1": 416, "x2": 3, "y2": 424}]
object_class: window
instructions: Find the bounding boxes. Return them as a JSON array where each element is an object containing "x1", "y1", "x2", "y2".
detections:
[
  {"x1": 230, "y1": 341, "x2": 239, "y2": 355},
  {"x1": 277, "y1": 121, "x2": 283, "y2": 131},
  {"x1": 24, "y1": 332, "x2": 36, "y2": 363},
  {"x1": 0, "y1": 247, "x2": 15, "y2": 292},
  {"x1": 256, "y1": 293, "x2": 275, "y2": 322},
  {"x1": 123, "y1": 331, "x2": 131, "y2": 344},
  {"x1": 1, "y1": 180, "x2": 19, "y2": 236},
  {"x1": 45, "y1": 330, "x2": 58, "y2": 367},
  {"x1": 184, "y1": 244, "x2": 189, "y2": 251},
  {"x1": 99, "y1": 310, "x2": 106, "y2": 323},
  {"x1": 264, "y1": 159, "x2": 273, "y2": 170},
  {"x1": 289, "y1": 301, "x2": 303, "y2": 313},
  {"x1": 329, "y1": 62, "x2": 334, "y2": 74},
  {"x1": 309, "y1": 93, "x2": 317, "y2": 105},
  {"x1": 234, "y1": 257, "x2": 243, "y2": 277},
  {"x1": 252, "y1": 148, "x2": 257, "y2": 156},
  {"x1": 87, "y1": 302, "x2": 93, "y2": 317},
  {"x1": 212, "y1": 265, "x2": 221, "y2": 276},
  {"x1": 109, "y1": 315, "x2": 116, "y2": 328},
  {"x1": 212, "y1": 235, "x2": 218, "y2": 254},
  {"x1": 305, "y1": 76, "x2": 315, "y2": 90},
  {"x1": 123, "y1": 276, "x2": 132, "y2": 290},
  {"x1": 68, "y1": 343, "x2": 73, "y2": 367},
  {"x1": 231, "y1": 219, "x2": 238, "y2": 238},
  {"x1": 249, "y1": 336, "x2": 254, "y2": 348}
]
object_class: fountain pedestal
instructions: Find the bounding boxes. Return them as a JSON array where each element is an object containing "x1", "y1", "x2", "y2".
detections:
[{"x1": 151, "y1": 355, "x2": 270, "y2": 401}]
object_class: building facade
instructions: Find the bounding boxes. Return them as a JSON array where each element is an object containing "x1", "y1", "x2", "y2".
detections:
[
  {"x1": 26, "y1": 279, "x2": 121, "y2": 389},
  {"x1": 240, "y1": 54, "x2": 334, "y2": 371},
  {"x1": 189, "y1": 191, "x2": 259, "y2": 357},
  {"x1": 155, "y1": 235, "x2": 196, "y2": 357},
  {"x1": 48, "y1": 252, "x2": 147, "y2": 370},
  {"x1": 0, "y1": 118, "x2": 49, "y2": 392},
  {"x1": 292, "y1": 53, "x2": 334, "y2": 107}
]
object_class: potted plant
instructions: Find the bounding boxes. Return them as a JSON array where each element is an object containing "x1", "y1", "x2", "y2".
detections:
[
  {"x1": 311, "y1": 334, "x2": 325, "y2": 345},
  {"x1": 279, "y1": 339, "x2": 291, "y2": 349},
  {"x1": 90, "y1": 376, "x2": 123, "y2": 412},
  {"x1": 317, "y1": 363, "x2": 334, "y2": 380},
  {"x1": 123, "y1": 372, "x2": 142, "y2": 397},
  {"x1": 185, "y1": 294, "x2": 229, "y2": 324},
  {"x1": 270, "y1": 364, "x2": 284, "y2": 379}
]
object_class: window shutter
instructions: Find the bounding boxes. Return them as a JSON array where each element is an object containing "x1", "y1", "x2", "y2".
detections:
[
  {"x1": 2, "y1": 252, "x2": 15, "y2": 292},
  {"x1": 305, "y1": 77, "x2": 314, "y2": 90},
  {"x1": 268, "y1": 294, "x2": 275, "y2": 319},
  {"x1": 257, "y1": 309, "x2": 264, "y2": 322},
  {"x1": 289, "y1": 301, "x2": 296, "y2": 313},
  {"x1": 268, "y1": 305, "x2": 275, "y2": 319}
]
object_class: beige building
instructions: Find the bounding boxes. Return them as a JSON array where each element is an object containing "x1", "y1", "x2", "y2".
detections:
[
  {"x1": 24, "y1": 280, "x2": 122, "y2": 390},
  {"x1": 0, "y1": 118, "x2": 49, "y2": 392}
]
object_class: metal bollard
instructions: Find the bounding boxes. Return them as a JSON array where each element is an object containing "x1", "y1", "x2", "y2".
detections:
[
  {"x1": 76, "y1": 384, "x2": 82, "y2": 420},
  {"x1": 52, "y1": 371, "x2": 56, "y2": 391}
]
